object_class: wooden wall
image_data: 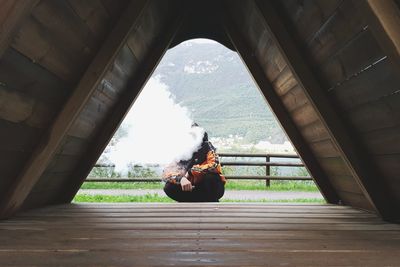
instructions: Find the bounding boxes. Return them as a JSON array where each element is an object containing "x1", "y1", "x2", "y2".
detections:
[
  {"x1": 226, "y1": 0, "x2": 375, "y2": 211},
  {"x1": 22, "y1": 0, "x2": 180, "y2": 209},
  {"x1": 274, "y1": 0, "x2": 400, "y2": 208},
  {"x1": 0, "y1": 0, "x2": 128, "y2": 200},
  {"x1": 22, "y1": 43, "x2": 136, "y2": 208},
  {"x1": 1, "y1": 0, "x2": 400, "y2": 220},
  {"x1": 0, "y1": 0, "x2": 181, "y2": 213}
]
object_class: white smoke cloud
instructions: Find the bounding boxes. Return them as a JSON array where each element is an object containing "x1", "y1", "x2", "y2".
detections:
[{"x1": 105, "y1": 77, "x2": 205, "y2": 173}]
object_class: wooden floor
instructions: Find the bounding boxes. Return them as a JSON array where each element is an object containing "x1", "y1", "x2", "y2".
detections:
[{"x1": 1, "y1": 203, "x2": 400, "y2": 266}]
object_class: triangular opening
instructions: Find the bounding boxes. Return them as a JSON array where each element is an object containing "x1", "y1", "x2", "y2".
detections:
[{"x1": 76, "y1": 39, "x2": 322, "y2": 203}]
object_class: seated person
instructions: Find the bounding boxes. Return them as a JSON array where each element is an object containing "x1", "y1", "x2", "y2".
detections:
[{"x1": 162, "y1": 128, "x2": 226, "y2": 202}]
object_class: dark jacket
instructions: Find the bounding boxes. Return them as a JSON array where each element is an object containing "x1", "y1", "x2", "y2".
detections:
[{"x1": 162, "y1": 140, "x2": 226, "y2": 185}]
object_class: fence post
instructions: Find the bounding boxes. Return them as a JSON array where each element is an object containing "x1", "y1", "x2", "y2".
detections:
[{"x1": 265, "y1": 155, "x2": 270, "y2": 187}]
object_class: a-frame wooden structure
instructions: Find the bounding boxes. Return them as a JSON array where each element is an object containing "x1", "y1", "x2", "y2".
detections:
[{"x1": 1, "y1": 0, "x2": 400, "y2": 223}]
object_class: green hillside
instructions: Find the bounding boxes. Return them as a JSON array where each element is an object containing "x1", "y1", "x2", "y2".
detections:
[{"x1": 153, "y1": 40, "x2": 287, "y2": 144}]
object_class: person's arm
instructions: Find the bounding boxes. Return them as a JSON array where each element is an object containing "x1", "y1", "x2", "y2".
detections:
[
  {"x1": 162, "y1": 162, "x2": 186, "y2": 184},
  {"x1": 180, "y1": 172, "x2": 193, "y2": 191}
]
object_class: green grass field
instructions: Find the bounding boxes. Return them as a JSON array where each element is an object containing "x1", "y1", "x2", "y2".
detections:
[
  {"x1": 77, "y1": 177, "x2": 321, "y2": 203},
  {"x1": 73, "y1": 193, "x2": 325, "y2": 203},
  {"x1": 81, "y1": 180, "x2": 319, "y2": 191}
]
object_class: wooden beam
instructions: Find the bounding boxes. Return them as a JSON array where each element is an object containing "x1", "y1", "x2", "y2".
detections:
[
  {"x1": 0, "y1": 0, "x2": 149, "y2": 218},
  {"x1": 362, "y1": 0, "x2": 400, "y2": 74},
  {"x1": 255, "y1": 0, "x2": 399, "y2": 221},
  {"x1": 57, "y1": 4, "x2": 186, "y2": 204},
  {"x1": 222, "y1": 7, "x2": 340, "y2": 204},
  {"x1": 0, "y1": 0, "x2": 38, "y2": 59}
]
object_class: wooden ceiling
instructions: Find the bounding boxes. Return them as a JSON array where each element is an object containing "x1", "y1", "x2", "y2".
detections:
[{"x1": 0, "y1": 0, "x2": 399, "y2": 222}]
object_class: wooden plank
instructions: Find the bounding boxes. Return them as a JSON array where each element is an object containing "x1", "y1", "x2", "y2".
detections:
[
  {"x1": 12, "y1": 15, "x2": 82, "y2": 82},
  {"x1": 300, "y1": 120, "x2": 331, "y2": 143},
  {"x1": 0, "y1": 0, "x2": 38, "y2": 59},
  {"x1": 2, "y1": 220, "x2": 399, "y2": 231},
  {"x1": 2, "y1": 249, "x2": 400, "y2": 266},
  {"x1": 276, "y1": 0, "x2": 343, "y2": 44},
  {"x1": 27, "y1": 171, "x2": 72, "y2": 197},
  {"x1": 337, "y1": 191, "x2": 375, "y2": 211},
  {"x1": 309, "y1": 139, "x2": 341, "y2": 158},
  {"x1": 256, "y1": 40, "x2": 287, "y2": 82},
  {"x1": 362, "y1": 0, "x2": 400, "y2": 74},
  {"x1": 57, "y1": 1, "x2": 186, "y2": 204},
  {"x1": 67, "y1": 0, "x2": 110, "y2": 40},
  {"x1": 101, "y1": 0, "x2": 130, "y2": 20},
  {"x1": 0, "y1": 119, "x2": 43, "y2": 152},
  {"x1": 2, "y1": 230, "x2": 398, "y2": 245},
  {"x1": 3, "y1": 236, "x2": 398, "y2": 250},
  {"x1": 0, "y1": 0, "x2": 150, "y2": 219},
  {"x1": 329, "y1": 58, "x2": 400, "y2": 110},
  {"x1": 4, "y1": 228, "x2": 398, "y2": 241},
  {"x1": 317, "y1": 157, "x2": 353, "y2": 177},
  {"x1": 0, "y1": 85, "x2": 56, "y2": 128},
  {"x1": 319, "y1": 28, "x2": 385, "y2": 90},
  {"x1": 361, "y1": 125, "x2": 400, "y2": 155},
  {"x1": 26, "y1": 204, "x2": 364, "y2": 212},
  {"x1": 1, "y1": 216, "x2": 387, "y2": 226},
  {"x1": 281, "y1": 85, "x2": 309, "y2": 112},
  {"x1": 66, "y1": 45, "x2": 139, "y2": 140},
  {"x1": 57, "y1": 136, "x2": 89, "y2": 157},
  {"x1": 271, "y1": 66, "x2": 298, "y2": 96},
  {"x1": 223, "y1": 4, "x2": 339, "y2": 204},
  {"x1": 27, "y1": 209, "x2": 370, "y2": 217},
  {"x1": 96, "y1": 44, "x2": 140, "y2": 102},
  {"x1": 256, "y1": 0, "x2": 399, "y2": 220},
  {"x1": 328, "y1": 175, "x2": 364, "y2": 195},
  {"x1": 290, "y1": 103, "x2": 320, "y2": 127},
  {"x1": 68, "y1": 115, "x2": 97, "y2": 140},
  {"x1": 31, "y1": 0, "x2": 98, "y2": 54},
  {"x1": 0, "y1": 48, "x2": 70, "y2": 104},
  {"x1": 0, "y1": 151, "x2": 30, "y2": 197},
  {"x1": 372, "y1": 154, "x2": 400, "y2": 195},
  {"x1": 346, "y1": 93, "x2": 400, "y2": 133},
  {"x1": 23, "y1": 192, "x2": 64, "y2": 211},
  {"x1": 19, "y1": 211, "x2": 376, "y2": 219},
  {"x1": 44, "y1": 154, "x2": 82, "y2": 174},
  {"x1": 305, "y1": 0, "x2": 368, "y2": 65}
]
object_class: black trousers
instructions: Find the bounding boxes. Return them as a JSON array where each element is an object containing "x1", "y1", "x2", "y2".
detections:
[{"x1": 163, "y1": 173, "x2": 225, "y2": 202}]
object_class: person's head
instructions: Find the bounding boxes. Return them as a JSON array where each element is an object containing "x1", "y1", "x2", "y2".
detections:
[{"x1": 190, "y1": 122, "x2": 207, "y2": 143}]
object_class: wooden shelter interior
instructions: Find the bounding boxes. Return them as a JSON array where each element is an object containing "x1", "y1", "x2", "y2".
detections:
[{"x1": 1, "y1": 0, "x2": 400, "y2": 265}]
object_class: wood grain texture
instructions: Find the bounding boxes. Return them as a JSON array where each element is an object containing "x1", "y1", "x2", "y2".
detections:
[
  {"x1": 1, "y1": 203, "x2": 400, "y2": 266},
  {"x1": 363, "y1": 0, "x2": 400, "y2": 73},
  {"x1": 300, "y1": 120, "x2": 330, "y2": 143},
  {"x1": 329, "y1": 58, "x2": 400, "y2": 111},
  {"x1": 57, "y1": 0, "x2": 185, "y2": 204},
  {"x1": 224, "y1": 1, "x2": 339, "y2": 204},
  {"x1": 0, "y1": 0, "x2": 149, "y2": 219},
  {"x1": 67, "y1": 0, "x2": 110, "y2": 39},
  {"x1": 0, "y1": 48, "x2": 70, "y2": 103},
  {"x1": 278, "y1": 0, "x2": 343, "y2": 44},
  {"x1": 0, "y1": 151, "x2": 30, "y2": 197},
  {"x1": 318, "y1": 28, "x2": 384, "y2": 90},
  {"x1": 257, "y1": 0, "x2": 399, "y2": 220},
  {"x1": 278, "y1": 0, "x2": 400, "y2": 218},
  {"x1": 12, "y1": 15, "x2": 82, "y2": 82},
  {"x1": 305, "y1": 0, "x2": 368, "y2": 67},
  {"x1": 0, "y1": 0, "x2": 38, "y2": 59}
]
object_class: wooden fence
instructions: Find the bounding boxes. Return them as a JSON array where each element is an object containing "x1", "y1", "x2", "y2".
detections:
[{"x1": 86, "y1": 153, "x2": 312, "y2": 186}]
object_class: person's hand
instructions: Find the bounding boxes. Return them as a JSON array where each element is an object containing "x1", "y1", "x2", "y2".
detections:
[{"x1": 180, "y1": 177, "x2": 193, "y2": 192}]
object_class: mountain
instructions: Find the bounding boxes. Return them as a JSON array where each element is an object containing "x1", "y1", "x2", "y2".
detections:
[{"x1": 152, "y1": 40, "x2": 288, "y2": 144}]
